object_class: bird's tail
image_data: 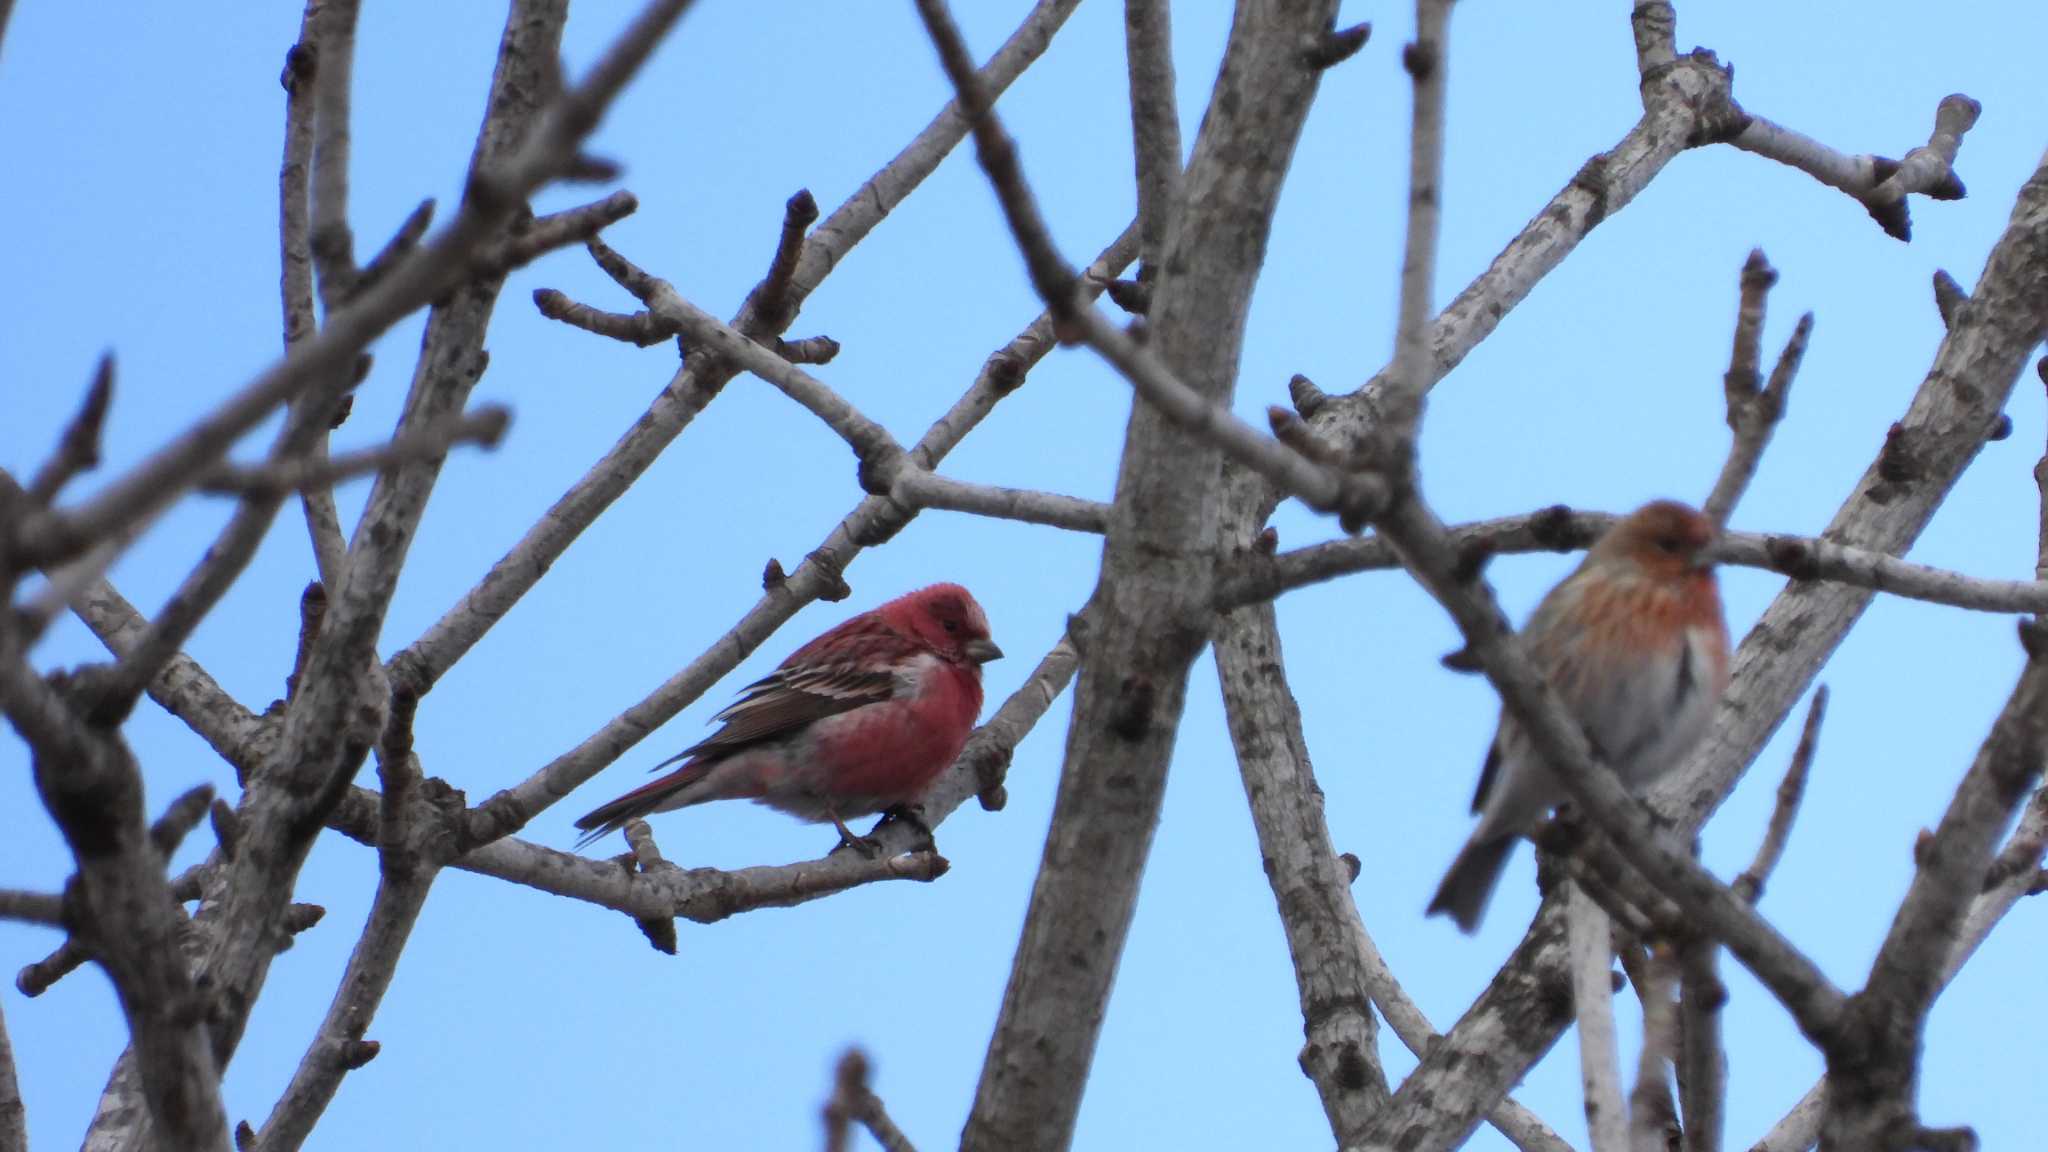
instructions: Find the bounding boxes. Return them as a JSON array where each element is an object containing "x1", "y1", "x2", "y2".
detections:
[
  {"x1": 1426, "y1": 833, "x2": 1516, "y2": 933},
  {"x1": 572, "y1": 760, "x2": 713, "y2": 850}
]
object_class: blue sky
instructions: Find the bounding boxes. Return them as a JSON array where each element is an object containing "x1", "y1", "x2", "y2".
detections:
[{"x1": 5, "y1": 2, "x2": 2048, "y2": 1149}]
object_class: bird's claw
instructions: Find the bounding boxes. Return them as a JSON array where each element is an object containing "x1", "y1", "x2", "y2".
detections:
[
  {"x1": 880, "y1": 803, "x2": 937, "y2": 852},
  {"x1": 828, "y1": 813, "x2": 886, "y2": 858},
  {"x1": 832, "y1": 829, "x2": 886, "y2": 858}
]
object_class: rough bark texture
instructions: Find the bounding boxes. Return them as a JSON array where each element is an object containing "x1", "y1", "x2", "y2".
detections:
[{"x1": 960, "y1": 4, "x2": 1340, "y2": 1148}]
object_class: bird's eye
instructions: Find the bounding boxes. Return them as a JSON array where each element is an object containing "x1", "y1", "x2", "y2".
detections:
[
  {"x1": 943, "y1": 619, "x2": 959, "y2": 633},
  {"x1": 1656, "y1": 535, "x2": 1682, "y2": 554}
]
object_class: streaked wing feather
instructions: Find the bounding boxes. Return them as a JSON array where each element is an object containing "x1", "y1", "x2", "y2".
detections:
[{"x1": 680, "y1": 625, "x2": 922, "y2": 760}]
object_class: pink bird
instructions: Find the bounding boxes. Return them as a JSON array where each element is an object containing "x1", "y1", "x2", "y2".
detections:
[
  {"x1": 1428, "y1": 500, "x2": 1730, "y2": 932},
  {"x1": 574, "y1": 583, "x2": 1002, "y2": 851}
]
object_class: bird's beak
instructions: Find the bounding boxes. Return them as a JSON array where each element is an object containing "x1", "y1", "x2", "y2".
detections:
[{"x1": 963, "y1": 638, "x2": 1004, "y2": 664}]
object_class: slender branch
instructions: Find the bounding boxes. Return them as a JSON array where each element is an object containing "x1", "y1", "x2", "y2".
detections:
[
  {"x1": 277, "y1": 6, "x2": 347, "y2": 589},
  {"x1": 249, "y1": 868, "x2": 437, "y2": 1152},
  {"x1": 1730, "y1": 93, "x2": 1978, "y2": 241},
  {"x1": 308, "y1": 0, "x2": 362, "y2": 309},
  {"x1": 1347, "y1": 34, "x2": 2038, "y2": 1152},
  {"x1": 388, "y1": 0, "x2": 1095, "y2": 699},
  {"x1": 333, "y1": 630, "x2": 1079, "y2": 928},
  {"x1": 532, "y1": 287, "x2": 671, "y2": 346},
  {"x1": 1226, "y1": 509, "x2": 2048, "y2": 617},
  {"x1": 0, "y1": 998, "x2": 22, "y2": 1152},
  {"x1": 1569, "y1": 889, "x2": 1628, "y2": 1152},
  {"x1": 448, "y1": 230, "x2": 1134, "y2": 842},
  {"x1": 1375, "y1": 0, "x2": 1453, "y2": 465},
  {"x1": 1217, "y1": 585, "x2": 1569, "y2": 1151},
  {"x1": 1705, "y1": 249, "x2": 1812, "y2": 527},
  {"x1": 1753, "y1": 786, "x2": 2048, "y2": 1152},
  {"x1": 1214, "y1": 600, "x2": 1388, "y2": 1142},
  {"x1": 1822, "y1": 629, "x2": 2048, "y2": 1146},
  {"x1": 1372, "y1": 494, "x2": 1849, "y2": 1043},
  {"x1": 1628, "y1": 946, "x2": 1681, "y2": 1152},
  {"x1": 0, "y1": 889, "x2": 63, "y2": 926},
  {"x1": 1734, "y1": 687, "x2": 1828, "y2": 903},
  {"x1": 1676, "y1": 937, "x2": 1726, "y2": 1152},
  {"x1": 823, "y1": 1048, "x2": 918, "y2": 1152},
  {"x1": 197, "y1": 407, "x2": 511, "y2": 496},
  {"x1": 1122, "y1": 0, "x2": 1181, "y2": 269},
  {"x1": 25, "y1": 354, "x2": 115, "y2": 507},
  {"x1": 937, "y1": 0, "x2": 1344, "y2": 1146},
  {"x1": 888, "y1": 469, "x2": 1108, "y2": 534},
  {"x1": 0, "y1": 657, "x2": 229, "y2": 1150},
  {"x1": 618, "y1": 268, "x2": 905, "y2": 471},
  {"x1": 6, "y1": 0, "x2": 692, "y2": 576}
]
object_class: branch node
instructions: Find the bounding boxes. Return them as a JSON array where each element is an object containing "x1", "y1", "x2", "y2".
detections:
[
  {"x1": 338, "y1": 1039, "x2": 381, "y2": 1070},
  {"x1": 1103, "y1": 277, "x2": 1151, "y2": 315},
  {"x1": 1302, "y1": 21, "x2": 1371, "y2": 70},
  {"x1": 209, "y1": 797, "x2": 241, "y2": 860},
  {"x1": 1287, "y1": 373, "x2": 1327, "y2": 419}
]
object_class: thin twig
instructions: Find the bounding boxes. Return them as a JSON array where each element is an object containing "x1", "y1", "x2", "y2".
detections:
[
  {"x1": 1628, "y1": 945, "x2": 1681, "y2": 1152},
  {"x1": 0, "y1": 890, "x2": 64, "y2": 927},
  {"x1": 1677, "y1": 937, "x2": 1727, "y2": 1152},
  {"x1": 1823, "y1": 629, "x2": 2048, "y2": 1145},
  {"x1": 6, "y1": 0, "x2": 696, "y2": 575},
  {"x1": 1703, "y1": 249, "x2": 1812, "y2": 527},
  {"x1": 387, "y1": 2, "x2": 1099, "y2": 701},
  {"x1": 1569, "y1": 887, "x2": 1628, "y2": 1152},
  {"x1": 447, "y1": 230, "x2": 1132, "y2": 843},
  {"x1": 1734, "y1": 686, "x2": 1828, "y2": 903},
  {"x1": 197, "y1": 407, "x2": 511, "y2": 496},
  {"x1": 25, "y1": 354, "x2": 115, "y2": 506},
  {"x1": 1375, "y1": 0, "x2": 1454, "y2": 466},
  {"x1": 1122, "y1": 0, "x2": 1181, "y2": 270},
  {"x1": 1225, "y1": 507, "x2": 2048, "y2": 617},
  {"x1": 308, "y1": 0, "x2": 362, "y2": 310}
]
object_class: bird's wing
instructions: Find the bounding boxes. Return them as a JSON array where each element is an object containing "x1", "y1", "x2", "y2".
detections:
[
  {"x1": 1469, "y1": 738, "x2": 1504, "y2": 814},
  {"x1": 670, "y1": 626, "x2": 920, "y2": 763}
]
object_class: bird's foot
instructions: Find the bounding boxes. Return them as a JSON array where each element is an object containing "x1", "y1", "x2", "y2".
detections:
[
  {"x1": 829, "y1": 814, "x2": 885, "y2": 859},
  {"x1": 880, "y1": 804, "x2": 937, "y2": 853}
]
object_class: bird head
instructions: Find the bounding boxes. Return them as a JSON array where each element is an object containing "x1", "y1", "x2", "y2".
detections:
[
  {"x1": 1592, "y1": 499, "x2": 1718, "y2": 581},
  {"x1": 895, "y1": 583, "x2": 1003, "y2": 666}
]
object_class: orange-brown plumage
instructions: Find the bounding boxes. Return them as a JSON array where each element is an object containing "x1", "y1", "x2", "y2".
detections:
[{"x1": 1428, "y1": 500, "x2": 1730, "y2": 931}]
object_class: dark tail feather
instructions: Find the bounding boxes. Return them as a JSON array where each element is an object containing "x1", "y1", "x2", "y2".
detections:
[
  {"x1": 1426, "y1": 834, "x2": 1516, "y2": 933},
  {"x1": 572, "y1": 762, "x2": 711, "y2": 850}
]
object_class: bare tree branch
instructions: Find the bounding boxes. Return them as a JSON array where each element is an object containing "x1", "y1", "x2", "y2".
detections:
[
  {"x1": 1372, "y1": 493, "x2": 1850, "y2": 1040},
  {"x1": 1628, "y1": 945, "x2": 1681, "y2": 1152},
  {"x1": 1373, "y1": 0, "x2": 1453, "y2": 467},
  {"x1": 1734, "y1": 687, "x2": 1828, "y2": 903},
  {"x1": 1215, "y1": 602, "x2": 1390, "y2": 1141},
  {"x1": 1730, "y1": 94, "x2": 1978, "y2": 241},
  {"x1": 451, "y1": 229, "x2": 1133, "y2": 845},
  {"x1": 927, "y1": 0, "x2": 1344, "y2": 1145},
  {"x1": 0, "y1": 890, "x2": 63, "y2": 926},
  {"x1": 822, "y1": 1048, "x2": 918, "y2": 1152},
  {"x1": 1704, "y1": 249, "x2": 1812, "y2": 527},
  {"x1": 1227, "y1": 511, "x2": 2048, "y2": 618},
  {"x1": 1569, "y1": 889, "x2": 1628, "y2": 1152},
  {"x1": 0, "y1": 999, "x2": 23, "y2": 1152},
  {"x1": 249, "y1": 869, "x2": 435, "y2": 1152},
  {"x1": 1123, "y1": 0, "x2": 1181, "y2": 269},
  {"x1": 1677, "y1": 936, "x2": 1726, "y2": 1152},
  {"x1": 1821, "y1": 627, "x2": 2048, "y2": 1146},
  {"x1": 0, "y1": 656, "x2": 229, "y2": 1151},
  {"x1": 25, "y1": 354, "x2": 115, "y2": 507},
  {"x1": 389, "y1": 0, "x2": 1091, "y2": 698},
  {"x1": 196, "y1": 406, "x2": 511, "y2": 497}
]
